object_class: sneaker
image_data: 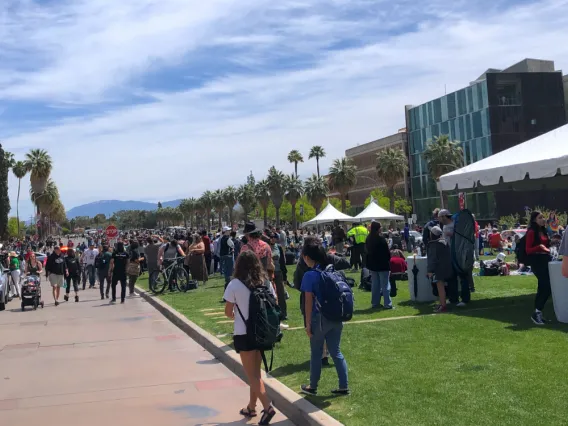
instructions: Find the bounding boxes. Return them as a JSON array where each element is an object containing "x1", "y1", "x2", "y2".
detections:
[
  {"x1": 105, "y1": 293, "x2": 109, "y2": 299},
  {"x1": 285, "y1": 291, "x2": 290, "y2": 300},
  {"x1": 120, "y1": 299, "x2": 125, "y2": 304},
  {"x1": 321, "y1": 357, "x2": 330, "y2": 366},
  {"x1": 331, "y1": 388, "x2": 351, "y2": 395},
  {"x1": 300, "y1": 384, "x2": 317, "y2": 396},
  {"x1": 101, "y1": 296, "x2": 105, "y2": 300},
  {"x1": 383, "y1": 305, "x2": 394, "y2": 310},
  {"x1": 110, "y1": 299, "x2": 116, "y2": 304},
  {"x1": 456, "y1": 302, "x2": 467, "y2": 308},
  {"x1": 54, "y1": 301, "x2": 59, "y2": 306},
  {"x1": 75, "y1": 295, "x2": 79, "y2": 303},
  {"x1": 434, "y1": 304, "x2": 448, "y2": 313},
  {"x1": 64, "y1": 295, "x2": 69, "y2": 302},
  {"x1": 531, "y1": 311, "x2": 545, "y2": 325},
  {"x1": 280, "y1": 323, "x2": 289, "y2": 330}
]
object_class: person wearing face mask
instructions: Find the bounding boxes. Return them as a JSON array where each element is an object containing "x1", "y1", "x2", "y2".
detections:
[{"x1": 526, "y1": 211, "x2": 552, "y2": 325}]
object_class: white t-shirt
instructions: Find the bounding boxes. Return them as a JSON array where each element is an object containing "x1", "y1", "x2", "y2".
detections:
[
  {"x1": 83, "y1": 248, "x2": 99, "y2": 266},
  {"x1": 223, "y1": 278, "x2": 276, "y2": 336}
]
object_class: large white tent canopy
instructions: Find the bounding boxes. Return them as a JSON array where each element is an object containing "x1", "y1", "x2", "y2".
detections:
[
  {"x1": 354, "y1": 201, "x2": 404, "y2": 222},
  {"x1": 439, "y1": 124, "x2": 568, "y2": 192},
  {"x1": 301, "y1": 202, "x2": 354, "y2": 227}
]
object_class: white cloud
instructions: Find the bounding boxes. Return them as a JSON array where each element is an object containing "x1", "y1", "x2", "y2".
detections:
[{"x1": 2, "y1": 0, "x2": 568, "y2": 220}]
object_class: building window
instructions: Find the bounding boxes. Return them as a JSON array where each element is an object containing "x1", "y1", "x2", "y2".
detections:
[
  {"x1": 495, "y1": 76, "x2": 522, "y2": 106},
  {"x1": 448, "y1": 93, "x2": 457, "y2": 119},
  {"x1": 472, "y1": 111, "x2": 482, "y2": 138},
  {"x1": 433, "y1": 98, "x2": 442, "y2": 123}
]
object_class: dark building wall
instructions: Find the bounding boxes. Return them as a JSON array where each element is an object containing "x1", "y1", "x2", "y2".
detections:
[{"x1": 486, "y1": 72, "x2": 568, "y2": 216}]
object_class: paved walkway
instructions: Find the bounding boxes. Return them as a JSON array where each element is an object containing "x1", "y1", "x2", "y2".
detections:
[{"x1": 0, "y1": 279, "x2": 293, "y2": 426}]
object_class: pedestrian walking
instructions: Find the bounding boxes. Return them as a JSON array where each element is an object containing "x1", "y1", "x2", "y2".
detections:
[
  {"x1": 46, "y1": 246, "x2": 66, "y2": 306},
  {"x1": 64, "y1": 249, "x2": 81, "y2": 303},
  {"x1": 108, "y1": 242, "x2": 129, "y2": 304}
]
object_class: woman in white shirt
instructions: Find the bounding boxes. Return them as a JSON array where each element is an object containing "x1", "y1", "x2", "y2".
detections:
[{"x1": 223, "y1": 251, "x2": 277, "y2": 425}]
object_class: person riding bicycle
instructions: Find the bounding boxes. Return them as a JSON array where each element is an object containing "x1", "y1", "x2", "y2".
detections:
[{"x1": 158, "y1": 240, "x2": 186, "y2": 291}]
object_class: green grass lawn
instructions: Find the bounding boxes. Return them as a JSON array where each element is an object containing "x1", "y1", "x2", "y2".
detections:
[{"x1": 138, "y1": 260, "x2": 568, "y2": 426}]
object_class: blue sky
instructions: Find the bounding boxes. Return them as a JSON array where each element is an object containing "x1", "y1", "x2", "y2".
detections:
[{"x1": 1, "y1": 0, "x2": 568, "y2": 220}]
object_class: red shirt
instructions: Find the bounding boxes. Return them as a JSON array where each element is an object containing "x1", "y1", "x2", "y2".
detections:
[
  {"x1": 489, "y1": 233, "x2": 502, "y2": 248},
  {"x1": 474, "y1": 222, "x2": 480, "y2": 238},
  {"x1": 525, "y1": 229, "x2": 550, "y2": 255},
  {"x1": 202, "y1": 236, "x2": 211, "y2": 254},
  {"x1": 389, "y1": 257, "x2": 407, "y2": 274}
]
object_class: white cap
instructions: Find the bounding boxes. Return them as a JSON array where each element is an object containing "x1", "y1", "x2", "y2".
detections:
[{"x1": 222, "y1": 226, "x2": 231, "y2": 232}]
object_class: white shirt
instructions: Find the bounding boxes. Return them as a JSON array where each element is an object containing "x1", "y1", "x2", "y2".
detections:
[
  {"x1": 223, "y1": 278, "x2": 276, "y2": 336},
  {"x1": 83, "y1": 248, "x2": 99, "y2": 266}
]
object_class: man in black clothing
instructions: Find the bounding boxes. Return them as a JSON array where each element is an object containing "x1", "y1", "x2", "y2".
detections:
[
  {"x1": 45, "y1": 246, "x2": 66, "y2": 306},
  {"x1": 422, "y1": 208, "x2": 440, "y2": 247},
  {"x1": 331, "y1": 220, "x2": 347, "y2": 254},
  {"x1": 219, "y1": 227, "x2": 235, "y2": 289},
  {"x1": 108, "y1": 242, "x2": 129, "y2": 304}
]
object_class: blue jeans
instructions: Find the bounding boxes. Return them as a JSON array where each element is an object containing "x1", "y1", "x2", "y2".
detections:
[
  {"x1": 86, "y1": 265, "x2": 96, "y2": 287},
  {"x1": 221, "y1": 255, "x2": 234, "y2": 288},
  {"x1": 371, "y1": 270, "x2": 391, "y2": 308},
  {"x1": 309, "y1": 313, "x2": 348, "y2": 390}
]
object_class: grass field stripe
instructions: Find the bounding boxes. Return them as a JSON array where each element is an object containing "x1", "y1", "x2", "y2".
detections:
[
  {"x1": 216, "y1": 320, "x2": 234, "y2": 324},
  {"x1": 204, "y1": 311, "x2": 226, "y2": 316},
  {"x1": 284, "y1": 305, "x2": 510, "y2": 330},
  {"x1": 200, "y1": 308, "x2": 219, "y2": 312}
]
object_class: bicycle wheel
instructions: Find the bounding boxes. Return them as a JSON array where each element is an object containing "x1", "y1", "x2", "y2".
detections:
[
  {"x1": 149, "y1": 270, "x2": 167, "y2": 294},
  {"x1": 173, "y1": 267, "x2": 190, "y2": 292}
]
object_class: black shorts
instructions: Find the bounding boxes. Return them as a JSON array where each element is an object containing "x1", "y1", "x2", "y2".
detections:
[{"x1": 233, "y1": 335, "x2": 255, "y2": 353}]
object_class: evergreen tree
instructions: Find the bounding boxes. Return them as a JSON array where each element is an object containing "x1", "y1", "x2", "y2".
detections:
[{"x1": 0, "y1": 144, "x2": 11, "y2": 238}]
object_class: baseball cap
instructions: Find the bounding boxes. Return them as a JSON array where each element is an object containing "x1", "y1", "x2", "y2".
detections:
[
  {"x1": 430, "y1": 226, "x2": 443, "y2": 237},
  {"x1": 438, "y1": 209, "x2": 452, "y2": 217}
]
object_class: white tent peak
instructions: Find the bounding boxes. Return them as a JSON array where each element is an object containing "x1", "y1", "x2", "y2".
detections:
[
  {"x1": 301, "y1": 202, "x2": 354, "y2": 226},
  {"x1": 355, "y1": 201, "x2": 404, "y2": 222}
]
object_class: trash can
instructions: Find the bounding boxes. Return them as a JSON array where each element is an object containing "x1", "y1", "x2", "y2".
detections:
[
  {"x1": 549, "y1": 261, "x2": 568, "y2": 323},
  {"x1": 407, "y1": 256, "x2": 437, "y2": 303}
]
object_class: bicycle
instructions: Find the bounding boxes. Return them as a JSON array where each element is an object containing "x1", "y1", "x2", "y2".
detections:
[{"x1": 149, "y1": 257, "x2": 190, "y2": 294}]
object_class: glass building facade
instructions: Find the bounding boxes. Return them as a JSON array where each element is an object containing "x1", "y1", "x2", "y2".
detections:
[{"x1": 407, "y1": 80, "x2": 496, "y2": 222}]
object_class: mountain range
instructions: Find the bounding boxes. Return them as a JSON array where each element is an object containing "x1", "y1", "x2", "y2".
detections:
[{"x1": 66, "y1": 199, "x2": 182, "y2": 218}]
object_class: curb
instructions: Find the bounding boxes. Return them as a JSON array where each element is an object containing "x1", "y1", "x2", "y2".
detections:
[{"x1": 136, "y1": 286, "x2": 344, "y2": 426}]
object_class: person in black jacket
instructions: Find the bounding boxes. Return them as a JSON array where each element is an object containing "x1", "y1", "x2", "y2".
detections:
[
  {"x1": 64, "y1": 249, "x2": 81, "y2": 303},
  {"x1": 45, "y1": 246, "x2": 67, "y2": 306},
  {"x1": 426, "y1": 226, "x2": 453, "y2": 313},
  {"x1": 365, "y1": 221, "x2": 392, "y2": 309},
  {"x1": 108, "y1": 242, "x2": 129, "y2": 304},
  {"x1": 269, "y1": 233, "x2": 288, "y2": 321}
]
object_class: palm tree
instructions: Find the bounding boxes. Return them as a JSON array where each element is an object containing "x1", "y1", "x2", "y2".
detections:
[
  {"x1": 328, "y1": 157, "x2": 357, "y2": 213},
  {"x1": 285, "y1": 175, "x2": 304, "y2": 230},
  {"x1": 309, "y1": 146, "x2": 326, "y2": 178},
  {"x1": 178, "y1": 198, "x2": 195, "y2": 228},
  {"x1": 375, "y1": 147, "x2": 408, "y2": 216},
  {"x1": 200, "y1": 190, "x2": 214, "y2": 230},
  {"x1": 24, "y1": 149, "x2": 52, "y2": 194},
  {"x1": 12, "y1": 161, "x2": 28, "y2": 236},
  {"x1": 223, "y1": 186, "x2": 238, "y2": 226},
  {"x1": 30, "y1": 179, "x2": 59, "y2": 235},
  {"x1": 212, "y1": 189, "x2": 225, "y2": 230},
  {"x1": 267, "y1": 167, "x2": 286, "y2": 226},
  {"x1": 255, "y1": 180, "x2": 271, "y2": 227},
  {"x1": 423, "y1": 134, "x2": 464, "y2": 208},
  {"x1": 305, "y1": 174, "x2": 328, "y2": 214},
  {"x1": 237, "y1": 183, "x2": 257, "y2": 222},
  {"x1": 287, "y1": 150, "x2": 304, "y2": 178},
  {"x1": 4, "y1": 152, "x2": 15, "y2": 169}
]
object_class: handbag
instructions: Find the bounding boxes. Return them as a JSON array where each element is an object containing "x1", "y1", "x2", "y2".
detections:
[{"x1": 127, "y1": 261, "x2": 140, "y2": 276}]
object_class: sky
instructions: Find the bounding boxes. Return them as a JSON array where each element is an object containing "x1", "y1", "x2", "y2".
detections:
[{"x1": 2, "y1": 0, "x2": 568, "y2": 220}]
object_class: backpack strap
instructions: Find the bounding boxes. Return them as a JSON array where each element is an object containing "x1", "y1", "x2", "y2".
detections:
[{"x1": 260, "y1": 349, "x2": 274, "y2": 373}]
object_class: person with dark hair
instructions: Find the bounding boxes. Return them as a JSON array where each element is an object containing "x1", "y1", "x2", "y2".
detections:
[
  {"x1": 201, "y1": 230, "x2": 212, "y2": 274},
  {"x1": 231, "y1": 230, "x2": 242, "y2": 259},
  {"x1": 223, "y1": 251, "x2": 278, "y2": 424},
  {"x1": 96, "y1": 245, "x2": 112, "y2": 299},
  {"x1": 366, "y1": 221, "x2": 393, "y2": 309},
  {"x1": 108, "y1": 242, "x2": 129, "y2": 304},
  {"x1": 241, "y1": 222, "x2": 274, "y2": 271},
  {"x1": 64, "y1": 248, "x2": 81, "y2": 303},
  {"x1": 422, "y1": 208, "x2": 440, "y2": 246},
  {"x1": 331, "y1": 220, "x2": 347, "y2": 255},
  {"x1": 269, "y1": 232, "x2": 288, "y2": 322},
  {"x1": 526, "y1": 211, "x2": 552, "y2": 325},
  {"x1": 127, "y1": 240, "x2": 143, "y2": 296},
  {"x1": 347, "y1": 222, "x2": 368, "y2": 271},
  {"x1": 299, "y1": 238, "x2": 349, "y2": 396}
]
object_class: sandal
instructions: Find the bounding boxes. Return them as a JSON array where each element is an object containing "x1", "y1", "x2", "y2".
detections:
[
  {"x1": 239, "y1": 406, "x2": 257, "y2": 417},
  {"x1": 258, "y1": 405, "x2": 276, "y2": 425}
]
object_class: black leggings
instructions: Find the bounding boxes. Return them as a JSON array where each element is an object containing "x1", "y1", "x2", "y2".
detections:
[
  {"x1": 531, "y1": 254, "x2": 552, "y2": 311},
  {"x1": 99, "y1": 270, "x2": 110, "y2": 297},
  {"x1": 66, "y1": 276, "x2": 79, "y2": 294},
  {"x1": 112, "y1": 274, "x2": 127, "y2": 302}
]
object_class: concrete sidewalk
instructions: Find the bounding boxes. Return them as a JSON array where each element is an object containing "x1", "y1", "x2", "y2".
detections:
[{"x1": 0, "y1": 280, "x2": 293, "y2": 426}]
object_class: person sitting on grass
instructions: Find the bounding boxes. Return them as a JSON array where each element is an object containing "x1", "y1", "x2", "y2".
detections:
[{"x1": 426, "y1": 226, "x2": 453, "y2": 313}]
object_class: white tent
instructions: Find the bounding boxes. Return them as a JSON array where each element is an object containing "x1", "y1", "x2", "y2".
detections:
[
  {"x1": 301, "y1": 202, "x2": 354, "y2": 227},
  {"x1": 439, "y1": 124, "x2": 568, "y2": 192},
  {"x1": 355, "y1": 201, "x2": 404, "y2": 222}
]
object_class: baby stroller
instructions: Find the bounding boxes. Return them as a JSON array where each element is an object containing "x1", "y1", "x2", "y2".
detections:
[{"x1": 21, "y1": 275, "x2": 44, "y2": 311}]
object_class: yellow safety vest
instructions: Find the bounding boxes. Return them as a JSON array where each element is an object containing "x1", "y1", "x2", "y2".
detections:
[{"x1": 347, "y1": 226, "x2": 368, "y2": 245}]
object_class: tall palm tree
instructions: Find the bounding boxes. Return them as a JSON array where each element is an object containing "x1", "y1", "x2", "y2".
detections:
[
  {"x1": 30, "y1": 179, "x2": 59, "y2": 235},
  {"x1": 304, "y1": 174, "x2": 328, "y2": 214},
  {"x1": 24, "y1": 149, "x2": 52, "y2": 194},
  {"x1": 255, "y1": 180, "x2": 271, "y2": 227},
  {"x1": 267, "y1": 167, "x2": 286, "y2": 226},
  {"x1": 4, "y1": 152, "x2": 15, "y2": 169},
  {"x1": 285, "y1": 174, "x2": 304, "y2": 230},
  {"x1": 212, "y1": 189, "x2": 225, "y2": 230},
  {"x1": 200, "y1": 190, "x2": 214, "y2": 230},
  {"x1": 237, "y1": 183, "x2": 257, "y2": 222},
  {"x1": 423, "y1": 134, "x2": 464, "y2": 208},
  {"x1": 328, "y1": 157, "x2": 357, "y2": 213},
  {"x1": 178, "y1": 198, "x2": 194, "y2": 228},
  {"x1": 309, "y1": 146, "x2": 326, "y2": 178},
  {"x1": 376, "y1": 147, "x2": 408, "y2": 216},
  {"x1": 12, "y1": 161, "x2": 28, "y2": 236},
  {"x1": 287, "y1": 150, "x2": 304, "y2": 178},
  {"x1": 223, "y1": 186, "x2": 238, "y2": 226},
  {"x1": 194, "y1": 198, "x2": 204, "y2": 229}
]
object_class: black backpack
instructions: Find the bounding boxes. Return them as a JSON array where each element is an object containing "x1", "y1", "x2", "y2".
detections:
[
  {"x1": 516, "y1": 234, "x2": 533, "y2": 266},
  {"x1": 236, "y1": 282, "x2": 282, "y2": 372}
]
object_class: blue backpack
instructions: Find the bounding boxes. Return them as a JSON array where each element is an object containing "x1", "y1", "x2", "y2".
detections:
[{"x1": 316, "y1": 265, "x2": 354, "y2": 322}]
